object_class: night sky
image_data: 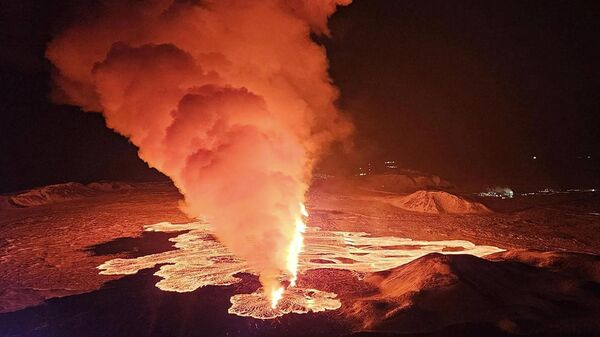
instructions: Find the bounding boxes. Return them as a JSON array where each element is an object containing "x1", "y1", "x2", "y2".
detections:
[{"x1": 1, "y1": 0, "x2": 599, "y2": 193}]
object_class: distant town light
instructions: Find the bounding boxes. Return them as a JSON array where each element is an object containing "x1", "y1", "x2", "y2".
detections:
[
  {"x1": 478, "y1": 187, "x2": 514, "y2": 199},
  {"x1": 532, "y1": 156, "x2": 537, "y2": 160},
  {"x1": 384, "y1": 160, "x2": 398, "y2": 169}
]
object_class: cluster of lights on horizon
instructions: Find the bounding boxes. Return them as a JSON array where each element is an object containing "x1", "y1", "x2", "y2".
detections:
[{"x1": 477, "y1": 187, "x2": 597, "y2": 199}]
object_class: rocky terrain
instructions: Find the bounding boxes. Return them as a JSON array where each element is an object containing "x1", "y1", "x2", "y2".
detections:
[
  {"x1": 7, "y1": 181, "x2": 134, "y2": 207},
  {"x1": 382, "y1": 190, "x2": 491, "y2": 214},
  {"x1": 347, "y1": 251, "x2": 600, "y2": 336},
  {"x1": 1, "y1": 177, "x2": 599, "y2": 336}
]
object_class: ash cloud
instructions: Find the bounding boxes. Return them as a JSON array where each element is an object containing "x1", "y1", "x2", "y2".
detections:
[{"x1": 47, "y1": 0, "x2": 352, "y2": 292}]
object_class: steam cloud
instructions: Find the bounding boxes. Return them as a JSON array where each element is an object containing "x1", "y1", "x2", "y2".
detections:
[{"x1": 46, "y1": 0, "x2": 352, "y2": 292}]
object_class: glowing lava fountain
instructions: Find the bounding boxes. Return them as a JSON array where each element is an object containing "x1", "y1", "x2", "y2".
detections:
[{"x1": 270, "y1": 202, "x2": 309, "y2": 308}]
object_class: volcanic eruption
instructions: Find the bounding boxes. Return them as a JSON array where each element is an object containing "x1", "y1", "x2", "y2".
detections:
[{"x1": 46, "y1": 0, "x2": 352, "y2": 305}]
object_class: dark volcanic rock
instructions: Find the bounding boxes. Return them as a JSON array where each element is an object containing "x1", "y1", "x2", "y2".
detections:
[
  {"x1": 0, "y1": 269, "x2": 350, "y2": 337},
  {"x1": 346, "y1": 252, "x2": 600, "y2": 336},
  {"x1": 360, "y1": 174, "x2": 451, "y2": 194}
]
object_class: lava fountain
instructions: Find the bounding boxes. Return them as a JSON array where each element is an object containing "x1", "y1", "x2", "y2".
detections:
[
  {"x1": 46, "y1": 0, "x2": 352, "y2": 303},
  {"x1": 288, "y1": 203, "x2": 309, "y2": 288},
  {"x1": 271, "y1": 202, "x2": 308, "y2": 308}
]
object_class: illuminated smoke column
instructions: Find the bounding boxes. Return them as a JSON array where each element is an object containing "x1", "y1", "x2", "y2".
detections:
[{"x1": 47, "y1": 0, "x2": 352, "y2": 299}]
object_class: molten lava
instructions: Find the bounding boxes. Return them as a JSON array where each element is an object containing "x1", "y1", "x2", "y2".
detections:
[
  {"x1": 98, "y1": 220, "x2": 504, "y2": 319},
  {"x1": 287, "y1": 203, "x2": 308, "y2": 285},
  {"x1": 270, "y1": 287, "x2": 284, "y2": 309},
  {"x1": 269, "y1": 202, "x2": 308, "y2": 308}
]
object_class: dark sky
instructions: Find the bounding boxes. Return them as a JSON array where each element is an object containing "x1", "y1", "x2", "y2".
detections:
[{"x1": 1, "y1": 0, "x2": 599, "y2": 193}]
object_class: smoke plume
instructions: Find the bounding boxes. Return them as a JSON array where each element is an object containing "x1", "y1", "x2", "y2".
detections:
[{"x1": 47, "y1": 0, "x2": 352, "y2": 293}]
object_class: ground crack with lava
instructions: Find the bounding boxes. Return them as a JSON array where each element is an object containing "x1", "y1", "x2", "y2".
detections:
[{"x1": 98, "y1": 220, "x2": 503, "y2": 319}]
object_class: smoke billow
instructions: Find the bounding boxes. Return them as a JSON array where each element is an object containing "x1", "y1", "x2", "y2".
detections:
[{"x1": 46, "y1": 0, "x2": 352, "y2": 293}]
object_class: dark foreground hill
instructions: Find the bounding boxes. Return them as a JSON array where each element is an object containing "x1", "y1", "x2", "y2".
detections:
[{"x1": 346, "y1": 251, "x2": 600, "y2": 336}]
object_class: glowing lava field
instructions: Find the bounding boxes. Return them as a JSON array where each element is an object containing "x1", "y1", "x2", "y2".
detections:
[{"x1": 1, "y1": 181, "x2": 600, "y2": 336}]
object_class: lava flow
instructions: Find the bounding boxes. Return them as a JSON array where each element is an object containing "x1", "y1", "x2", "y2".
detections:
[{"x1": 98, "y1": 220, "x2": 504, "y2": 319}]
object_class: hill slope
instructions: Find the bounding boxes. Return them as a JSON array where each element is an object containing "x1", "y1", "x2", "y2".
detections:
[
  {"x1": 347, "y1": 252, "x2": 600, "y2": 336},
  {"x1": 386, "y1": 190, "x2": 491, "y2": 214}
]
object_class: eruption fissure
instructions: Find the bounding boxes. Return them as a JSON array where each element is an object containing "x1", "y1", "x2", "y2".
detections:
[
  {"x1": 98, "y1": 220, "x2": 504, "y2": 319},
  {"x1": 47, "y1": 0, "x2": 352, "y2": 300}
]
